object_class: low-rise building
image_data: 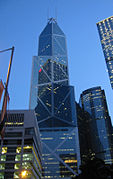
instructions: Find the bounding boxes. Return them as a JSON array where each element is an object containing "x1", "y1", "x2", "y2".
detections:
[{"x1": 0, "y1": 110, "x2": 42, "y2": 179}]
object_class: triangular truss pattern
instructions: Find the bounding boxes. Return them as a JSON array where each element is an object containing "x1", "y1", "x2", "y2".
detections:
[
  {"x1": 54, "y1": 87, "x2": 71, "y2": 114},
  {"x1": 29, "y1": 19, "x2": 81, "y2": 178},
  {"x1": 37, "y1": 96, "x2": 51, "y2": 115},
  {"x1": 36, "y1": 84, "x2": 75, "y2": 126},
  {"x1": 53, "y1": 36, "x2": 66, "y2": 54},
  {"x1": 41, "y1": 128, "x2": 78, "y2": 176}
]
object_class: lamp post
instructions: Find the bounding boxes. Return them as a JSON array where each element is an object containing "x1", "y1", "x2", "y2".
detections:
[{"x1": 0, "y1": 46, "x2": 14, "y2": 135}]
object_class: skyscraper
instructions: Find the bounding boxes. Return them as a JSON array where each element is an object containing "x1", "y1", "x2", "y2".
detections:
[
  {"x1": 97, "y1": 16, "x2": 113, "y2": 89},
  {"x1": 80, "y1": 86, "x2": 112, "y2": 164},
  {"x1": 29, "y1": 18, "x2": 81, "y2": 178},
  {"x1": 76, "y1": 102, "x2": 104, "y2": 163}
]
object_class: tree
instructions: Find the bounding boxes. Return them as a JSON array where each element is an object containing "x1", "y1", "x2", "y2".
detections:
[{"x1": 72, "y1": 156, "x2": 113, "y2": 179}]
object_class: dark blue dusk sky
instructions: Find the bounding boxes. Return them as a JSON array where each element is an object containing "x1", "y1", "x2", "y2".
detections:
[{"x1": 0, "y1": 0, "x2": 113, "y2": 123}]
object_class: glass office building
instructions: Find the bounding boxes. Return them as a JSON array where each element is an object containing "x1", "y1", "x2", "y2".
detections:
[
  {"x1": 80, "y1": 87, "x2": 112, "y2": 164},
  {"x1": 76, "y1": 102, "x2": 105, "y2": 163},
  {"x1": 29, "y1": 18, "x2": 81, "y2": 178},
  {"x1": 0, "y1": 110, "x2": 42, "y2": 179},
  {"x1": 97, "y1": 16, "x2": 113, "y2": 88}
]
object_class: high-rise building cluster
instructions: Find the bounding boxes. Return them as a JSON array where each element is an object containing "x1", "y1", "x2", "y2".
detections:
[{"x1": 0, "y1": 16, "x2": 113, "y2": 178}]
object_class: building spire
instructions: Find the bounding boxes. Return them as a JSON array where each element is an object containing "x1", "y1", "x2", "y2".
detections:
[{"x1": 48, "y1": 17, "x2": 57, "y2": 24}]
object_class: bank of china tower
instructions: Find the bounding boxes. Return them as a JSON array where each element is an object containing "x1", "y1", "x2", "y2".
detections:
[{"x1": 29, "y1": 18, "x2": 80, "y2": 178}]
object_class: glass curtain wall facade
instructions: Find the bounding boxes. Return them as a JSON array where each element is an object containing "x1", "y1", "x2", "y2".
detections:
[
  {"x1": 97, "y1": 16, "x2": 113, "y2": 89},
  {"x1": 79, "y1": 87, "x2": 112, "y2": 164},
  {"x1": 76, "y1": 102, "x2": 105, "y2": 163},
  {"x1": 29, "y1": 18, "x2": 80, "y2": 178}
]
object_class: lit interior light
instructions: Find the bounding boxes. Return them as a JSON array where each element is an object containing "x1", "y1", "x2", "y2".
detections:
[
  {"x1": 21, "y1": 170, "x2": 27, "y2": 178},
  {"x1": 2, "y1": 147, "x2": 7, "y2": 154},
  {"x1": 65, "y1": 159, "x2": 77, "y2": 163},
  {"x1": 23, "y1": 146, "x2": 32, "y2": 149}
]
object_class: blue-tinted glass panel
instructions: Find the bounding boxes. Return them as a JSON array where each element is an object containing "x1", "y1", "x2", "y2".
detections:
[
  {"x1": 54, "y1": 56, "x2": 67, "y2": 66},
  {"x1": 56, "y1": 80, "x2": 68, "y2": 86},
  {"x1": 29, "y1": 56, "x2": 38, "y2": 109},
  {"x1": 53, "y1": 61, "x2": 68, "y2": 81},
  {"x1": 38, "y1": 84, "x2": 52, "y2": 112},
  {"x1": 41, "y1": 127, "x2": 79, "y2": 178},
  {"x1": 54, "y1": 36, "x2": 66, "y2": 54},
  {"x1": 53, "y1": 84, "x2": 70, "y2": 113},
  {"x1": 53, "y1": 23, "x2": 65, "y2": 36},
  {"x1": 40, "y1": 23, "x2": 52, "y2": 36},
  {"x1": 38, "y1": 35, "x2": 52, "y2": 56},
  {"x1": 39, "y1": 58, "x2": 52, "y2": 80},
  {"x1": 35, "y1": 102, "x2": 50, "y2": 122},
  {"x1": 107, "y1": 59, "x2": 113, "y2": 84},
  {"x1": 39, "y1": 118, "x2": 53, "y2": 128},
  {"x1": 42, "y1": 59, "x2": 52, "y2": 80},
  {"x1": 53, "y1": 37, "x2": 66, "y2": 55},
  {"x1": 38, "y1": 84, "x2": 52, "y2": 97},
  {"x1": 39, "y1": 117, "x2": 69, "y2": 128},
  {"x1": 38, "y1": 68, "x2": 51, "y2": 84},
  {"x1": 56, "y1": 95, "x2": 72, "y2": 123}
]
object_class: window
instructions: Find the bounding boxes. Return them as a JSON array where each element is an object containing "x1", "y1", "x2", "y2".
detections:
[
  {"x1": 14, "y1": 172, "x2": 19, "y2": 179},
  {"x1": 23, "y1": 154, "x2": 33, "y2": 161},
  {"x1": 23, "y1": 146, "x2": 32, "y2": 153},
  {"x1": 16, "y1": 147, "x2": 21, "y2": 153},
  {"x1": 0, "y1": 163, "x2": 5, "y2": 169},
  {"x1": 25, "y1": 128, "x2": 34, "y2": 136},
  {"x1": 15, "y1": 155, "x2": 21, "y2": 161},
  {"x1": 1, "y1": 155, "x2": 6, "y2": 161},
  {"x1": 24, "y1": 139, "x2": 33, "y2": 145},
  {"x1": 0, "y1": 172, "x2": 4, "y2": 179},
  {"x1": 2, "y1": 147, "x2": 7, "y2": 154},
  {"x1": 22, "y1": 162, "x2": 31, "y2": 169},
  {"x1": 14, "y1": 163, "x2": 21, "y2": 169}
]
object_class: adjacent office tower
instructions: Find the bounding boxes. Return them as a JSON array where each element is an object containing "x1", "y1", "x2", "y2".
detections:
[
  {"x1": 80, "y1": 87, "x2": 112, "y2": 164},
  {"x1": 29, "y1": 18, "x2": 80, "y2": 178},
  {"x1": 0, "y1": 110, "x2": 42, "y2": 179},
  {"x1": 97, "y1": 16, "x2": 113, "y2": 89},
  {"x1": 76, "y1": 102, "x2": 104, "y2": 163}
]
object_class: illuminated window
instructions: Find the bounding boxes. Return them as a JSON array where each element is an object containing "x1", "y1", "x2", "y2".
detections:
[
  {"x1": 41, "y1": 137, "x2": 53, "y2": 140},
  {"x1": 15, "y1": 155, "x2": 21, "y2": 161},
  {"x1": 14, "y1": 172, "x2": 19, "y2": 179},
  {"x1": 68, "y1": 137, "x2": 72, "y2": 139},
  {"x1": 1, "y1": 155, "x2": 6, "y2": 161},
  {"x1": 23, "y1": 154, "x2": 33, "y2": 161},
  {"x1": 0, "y1": 172, "x2": 4, "y2": 179},
  {"x1": 14, "y1": 163, "x2": 21, "y2": 169},
  {"x1": 20, "y1": 170, "x2": 32, "y2": 178},
  {"x1": 23, "y1": 146, "x2": 32, "y2": 153},
  {"x1": 64, "y1": 159, "x2": 77, "y2": 163},
  {"x1": 23, "y1": 146, "x2": 32, "y2": 149},
  {"x1": 60, "y1": 137, "x2": 66, "y2": 139},
  {"x1": 16, "y1": 147, "x2": 21, "y2": 153},
  {"x1": 0, "y1": 163, "x2": 5, "y2": 169},
  {"x1": 22, "y1": 162, "x2": 31, "y2": 169},
  {"x1": 2, "y1": 147, "x2": 7, "y2": 154}
]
